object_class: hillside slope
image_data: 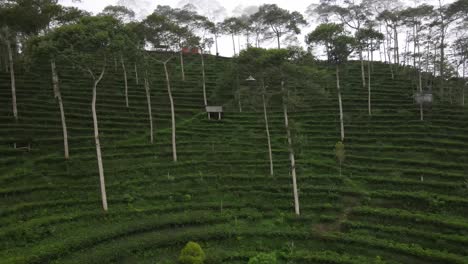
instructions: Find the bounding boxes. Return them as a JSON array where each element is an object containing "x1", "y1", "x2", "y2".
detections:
[{"x1": 1, "y1": 55, "x2": 468, "y2": 264}]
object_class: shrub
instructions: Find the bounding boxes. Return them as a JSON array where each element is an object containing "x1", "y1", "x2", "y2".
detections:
[
  {"x1": 178, "y1": 241, "x2": 206, "y2": 264},
  {"x1": 248, "y1": 252, "x2": 277, "y2": 264}
]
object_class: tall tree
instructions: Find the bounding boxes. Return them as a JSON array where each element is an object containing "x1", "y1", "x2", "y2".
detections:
[
  {"x1": 27, "y1": 34, "x2": 71, "y2": 159},
  {"x1": 254, "y1": 4, "x2": 307, "y2": 49},
  {"x1": 143, "y1": 13, "x2": 194, "y2": 162},
  {"x1": 45, "y1": 16, "x2": 128, "y2": 211},
  {"x1": 152, "y1": 5, "x2": 206, "y2": 81},
  {"x1": 221, "y1": 17, "x2": 244, "y2": 56},
  {"x1": 356, "y1": 27, "x2": 384, "y2": 116},
  {"x1": 249, "y1": 11, "x2": 271, "y2": 48},
  {"x1": 308, "y1": 23, "x2": 355, "y2": 141},
  {"x1": 0, "y1": 0, "x2": 63, "y2": 122},
  {"x1": 309, "y1": 0, "x2": 370, "y2": 88}
]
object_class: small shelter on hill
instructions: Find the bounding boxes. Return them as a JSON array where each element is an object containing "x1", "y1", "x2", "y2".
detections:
[
  {"x1": 206, "y1": 106, "x2": 223, "y2": 120},
  {"x1": 414, "y1": 85, "x2": 433, "y2": 105}
]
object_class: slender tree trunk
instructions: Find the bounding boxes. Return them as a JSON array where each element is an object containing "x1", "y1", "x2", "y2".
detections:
[
  {"x1": 360, "y1": 51, "x2": 366, "y2": 88},
  {"x1": 417, "y1": 29, "x2": 423, "y2": 121},
  {"x1": 262, "y1": 82, "x2": 273, "y2": 176},
  {"x1": 51, "y1": 60, "x2": 69, "y2": 159},
  {"x1": 368, "y1": 46, "x2": 372, "y2": 116},
  {"x1": 215, "y1": 35, "x2": 219, "y2": 56},
  {"x1": 120, "y1": 54, "x2": 129, "y2": 108},
  {"x1": 164, "y1": 62, "x2": 177, "y2": 162},
  {"x1": 394, "y1": 25, "x2": 400, "y2": 65},
  {"x1": 385, "y1": 27, "x2": 394, "y2": 79},
  {"x1": 134, "y1": 62, "x2": 139, "y2": 85},
  {"x1": 180, "y1": 51, "x2": 185, "y2": 81},
  {"x1": 200, "y1": 51, "x2": 207, "y2": 106},
  {"x1": 281, "y1": 80, "x2": 299, "y2": 216},
  {"x1": 277, "y1": 33, "x2": 281, "y2": 49},
  {"x1": 6, "y1": 38, "x2": 17, "y2": 121},
  {"x1": 232, "y1": 33, "x2": 236, "y2": 56},
  {"x1": 144, "y1": 73, "x2": 154, "y2": 144},
  {"x1": 336, "y1": 65, "x2": 345, "y2": 141},
  {"x1": 413, "y1": 24, "x2": 417, "y2": 69},
  {"x1": 463, "y1": 60, "x2": 466, "y2": 106},
  {"x1": 237, "y1": 35, "x2": 241, "y2": 53},
  {"x1": 439, "y1": 27, "x2": 446, "y2": 98},
  {"x1": 403, "y1": 30, "x2": 410, "y2": 66},
  {"x1": 91, "y1": 66, "x2": 108, "y2": 211}
]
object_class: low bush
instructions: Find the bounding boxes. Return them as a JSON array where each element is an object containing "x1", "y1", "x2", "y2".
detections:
[{"x1": 179, "y1": 241, "x2": 206, "y2": 264}]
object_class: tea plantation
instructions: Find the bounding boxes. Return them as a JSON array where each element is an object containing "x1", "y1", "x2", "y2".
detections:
[{"x1": 1, "y1": 54, "x2": 468, "y2": 264}]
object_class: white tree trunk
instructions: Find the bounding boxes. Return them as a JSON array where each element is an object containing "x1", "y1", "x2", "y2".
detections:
[
  {"x1": 394, "y1": 26, "x2": 400, "y2": 65},
  {"x1": 463, "y1": 60, "x2": 466, "y2": 107},
  {"x1": 281, "y1": 80, "x2": 299, "y2": 216},
  {"x1": 134, "y1": 62, "x2": 139, "y2": 85},
  {"x1": 91, "y1": 66, "x2": 108, "y2": 211},
  {"x1": 120, "y1": 54, "x2": 129, "y2": 108},
  {"x1": 180, "y1": 51, "x2": 185, "y2": 81},
  {"x1": 200, "y1": 51, "x2": 207, "y2": 106},
  {"x1": 51, "y1": 60, "x2": 69, "y2": 159},
  {"x1": 360, "y1": 51, "x2": 366, "y2": 88},
  {"x1": 368, "y1": 47, "x2": 372, "y2": 116},
  {"x1": 6, "y1": 39, "x2": 17, "y2": 121},
  {"x1": 262, "y1": 90, "x2": 273, "y2": 176},
  {"x1": 144, "y1": 74, "x2": 154, "y2": 144},
  {"x1": 336, "y1": 64, "x2": 345, "y2": 141},
  {"x1": 232, "y1": 34, "x2": 236, "y2": 56},
  {"x1": 336, "y1": 66, "x2": 345, "y2": 141},
  {"x1": 164, "y1": 62, "x2": 177, "y2": 162},
  {"x1": 417, "y1": 32, "x2": 424, "y2": 121}
]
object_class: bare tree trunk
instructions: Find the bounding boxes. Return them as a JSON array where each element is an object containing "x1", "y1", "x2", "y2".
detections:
[
  {"x1": 368, "y1": 46, "x2": 372, "y2": 116},
  {"x1": 144, "y1": 73, "x2": 154, "y2": 144},
  {"x1": 336, "y1": 65, "x2": 345, "y2": 141},
  {"x1": 179, "y1": 51, "x2": 185, "y2": 81},
  {"x1": 237, "y1": 35, "x2": 241, "y2": 53},
  {"x1": 281, "y1": 80, "x2": 299, "y2": 216},
  {"x1": 164, "y1": 62, "x2": 177, "y2": 162},
  {"x1": 385, "y1": 27, "x2": 394, "y2": 79},
  {"x1": 215, "y1": 35, "x2": 219, "y2": 56},
  {"x1": 51, "y1": 60, "x2": 69, "y2": 159},
  {"x1": 413, "y1": 25, "x2": 417, "y2": 69},
  {"x1": 360, "y1": 51, "x2": 366, "y2": 88},
  {"x1": 463, "y1": 60, "x2": 466, "y2": 107},
  {"x1": 134, "y1": 62, "x2": 139, "y2": 85},
  {"x1": 91, "y1": 65, "x2": 108, "y2": 211},
  {"x1": 276, "y1": 33, "x2": 281, "y2": 49},
  {"x1": 200, "y1": 51, "x2": 207, "y2": 106},
  {"x1": 6, "y1": 38, "x2": 17, "y2": 121},
  {"x1": 262, "y1": 82, "x2": 273, "y2": 176},
  {"x1": 120, "y1": 54, "x2": 129, "y2": 108},
  {"x1": 394, "y1": 25, "x2": 400, "y2": 65},
  {"x1": 232, "y1": 34, "x2": 236, "y2": 56},
  {"x1": 417, "y1": 30, "x2": 424, "y2": 121}
]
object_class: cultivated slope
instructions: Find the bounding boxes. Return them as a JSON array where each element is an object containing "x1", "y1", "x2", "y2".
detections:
[{"x1": 1, "y1": 55, "x2": 468, "y2": 264}]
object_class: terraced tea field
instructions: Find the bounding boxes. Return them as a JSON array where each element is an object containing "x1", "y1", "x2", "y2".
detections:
[{"x1": 1, "y1": 54, "x2": 468, "y2": 263}]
